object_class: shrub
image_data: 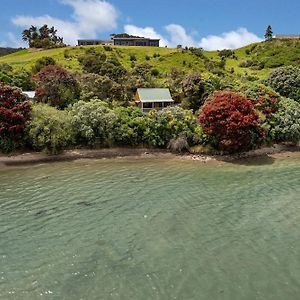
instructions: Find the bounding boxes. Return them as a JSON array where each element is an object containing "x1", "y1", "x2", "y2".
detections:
[
  {"x1": 129, "y1": 54, "x2": 137, "y2": 61},
  {"x1": 199, "y1": 91, "x2": 264, "y2": 153},
  {"x1": 146, "y1": 106, "x2": 200, "y2": 147},
  {"x1": 70, "y1": 99, "x2": 116, "y2": 147},
  {"x1": 151, "y1": 68, "x2": 159, "y2": 77},
  {"x1": 113, "y1": 107, "x2": 148, "y2": 145},
  {"x1": 145, "y1": 55, "x2": 151, "y2": 61},
  {"x1": 271, "y1": 98, "x2": 300, "y2": 144},
  {"x1": 181, "y1": 72, "x2": 206, "y2": 112},
  {"x1": 103, "y1": 45, "x2": 112, "y2": 51},
  {"x1": 0, "y1": 83, "x2": 32, "y2": 152},
  {"x1": 168, "y1": 136, "x2": 189, "y2": 153},
  {"x1": 26, "y1": 104, "x2": 74, "y2": 154},
  {"x1": 33, "y1": 65, "x2": 80, "y2": 109},
  {"x1": 266, "y1": 66, "x2": 300, "y2": 102},
  {"x1": 78, "y1": 73, "x2": 123, "y2": 103},
  {"x1": 32, "y1": 56, "x2": 56, "y2": 73}
]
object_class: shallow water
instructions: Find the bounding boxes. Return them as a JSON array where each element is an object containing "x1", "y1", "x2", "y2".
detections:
[{"x1": 1, "y1": 156, "x2": 300, "y2": 300}]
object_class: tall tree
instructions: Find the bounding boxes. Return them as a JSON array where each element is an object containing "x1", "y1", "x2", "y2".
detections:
[
  {"x1": 264, "y1": 25, "x2": 273, "y2": 41},
  {"x1": 21, "y1": 24, "x2": 65, "y2": 48}
]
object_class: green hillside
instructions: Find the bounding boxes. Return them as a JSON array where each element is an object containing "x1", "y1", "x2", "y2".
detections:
[{"x1": 1, "y1": 39, "x2": 300, "y2": 79}]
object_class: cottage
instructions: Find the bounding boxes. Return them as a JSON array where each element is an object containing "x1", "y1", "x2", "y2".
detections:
[{"x1": 134, "y1": 88, "x2": 174, "y2": 113}]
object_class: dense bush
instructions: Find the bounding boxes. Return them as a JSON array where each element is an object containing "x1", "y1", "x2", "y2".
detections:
[
  {"x1": 199, "y1": 91, "x2": 264, "y2": 152},
  {"x1": 32, "y1": 56, "x2": 56, "y2": 73},
  {"x1": 70, "y1": 100, "x2": 116, "y2": 147},
  {"x1": 237, "y1": 83, "x2": 280, "y2": 143},
  {"x1": 78, "y1": 73, "x2": 123, "y2": 104},
  {"x1": 113, "y1": 107, "x2": 148, "y2": 145},
  {"x1": 27, "y1": 104, "x2": 74, "y2": 154},
  {"x1": 271, "y1": 98, "x2": 300, "y2": 144},
  {"x1": 146, "y1": 106, "x2": 201, "y2": 147},
  {"x1": 33, "y1": 65, "x2": 80, "y2": 109},
  {"x1": 0, "y1": 83, "x2": 32, "y2": 152},
  {"x1": 181, "y1": 72, "x2": 206, "y2": 112},
  {"x1": 266, "y1": 66, "x2": 300, "y2": 102}
]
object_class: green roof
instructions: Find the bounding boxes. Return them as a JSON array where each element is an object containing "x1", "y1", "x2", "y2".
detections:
[{"x1": 137, "y1": 88, "x2": 174, "y2": 103}]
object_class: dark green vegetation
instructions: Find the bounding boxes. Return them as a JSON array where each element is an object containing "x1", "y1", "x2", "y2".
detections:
[
  {"x1": 22, "y1": 25, "x2": 65, "y2": 49},
  {"x1": 1, "y1": 39, "x2": 300, "y2": 154}
]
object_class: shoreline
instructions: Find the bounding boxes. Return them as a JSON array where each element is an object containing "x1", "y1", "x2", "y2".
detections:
[{"x1": 0, "y1": 144, "x2": 300, "y2": 166}]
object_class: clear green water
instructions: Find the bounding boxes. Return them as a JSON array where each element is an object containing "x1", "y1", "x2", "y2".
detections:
[{"x1": 1, "y1": 156, "x2": 300, "y2": 300}]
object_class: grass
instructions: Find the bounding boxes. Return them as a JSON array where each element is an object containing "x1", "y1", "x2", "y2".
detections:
[{"x1": 1, "y1": 39, "x2": 300, "y2": 80}]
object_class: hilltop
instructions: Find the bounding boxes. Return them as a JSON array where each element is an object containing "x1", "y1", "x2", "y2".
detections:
[{"x1": 0, "y1": 39, "x2": 300, "y2": 80}]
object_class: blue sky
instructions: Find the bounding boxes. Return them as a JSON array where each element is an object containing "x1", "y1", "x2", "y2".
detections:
[{"x1": 1, "y1": 0, "x2": 300, "y2": 50}]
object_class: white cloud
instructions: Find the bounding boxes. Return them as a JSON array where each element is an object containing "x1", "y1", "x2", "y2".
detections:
[
  {"x1": 199, "y1": 28, "x2": 262, "y2": 50},
  {"x1": 124, "y1": 24, "x2": 260, "y2": 50},
  {"x1": 12, "y1": 0, "x2": 118, "y2": 45},
  {"x1": 164, "y1": 24, "x2": 197, "y2": 47},
  {"x1": 124, "y1": 24, "x2": 169, "y2": 47}
]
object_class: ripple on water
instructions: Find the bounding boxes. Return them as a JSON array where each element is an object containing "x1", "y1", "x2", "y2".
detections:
[{"x1": 0, "y1": 157, "x2": 300, "y2": 299}]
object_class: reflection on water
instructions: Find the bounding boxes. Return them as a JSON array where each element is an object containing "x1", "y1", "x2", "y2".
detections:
[{"x1": 1, "y1": 157, "x2": 300, "y2": 299}]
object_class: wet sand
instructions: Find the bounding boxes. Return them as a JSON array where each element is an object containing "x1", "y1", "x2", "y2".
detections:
[{"x1": 0, "y1": 144, "x2": 299, "y2": 166}]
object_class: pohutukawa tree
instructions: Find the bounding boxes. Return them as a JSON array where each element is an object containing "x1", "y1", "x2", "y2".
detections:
[
  {"x1": 199, "y1": 91, "x2": 264, "y2": 153},
  {"x1": 0, "y1": 83, "x2": 32, "y2": 152},
  {"x1": 33, "y1": 65, "x2": 80, "y2": 109}
]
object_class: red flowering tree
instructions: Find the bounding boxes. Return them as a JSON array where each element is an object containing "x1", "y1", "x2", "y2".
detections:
[
  {"x1": 199, "y1": 91, "x2": 264, "y2": 152},
  {"x1": 33, "y1": 65, "x2": 80, "y2": 109},
  {"x1": 0, "y1": 83, "x2": 32, "y2": 152}
]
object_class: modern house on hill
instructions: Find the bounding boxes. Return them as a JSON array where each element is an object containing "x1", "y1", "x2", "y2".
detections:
[
  {"x1": 78, "y1": 33, "x2": 159, "y2": 47},
  {"x1": 134, "y1": 88, "x2": 174, "y2": 113},
  {"x1": 77, "y1": 39, "x2": 113, "y2": 46}
]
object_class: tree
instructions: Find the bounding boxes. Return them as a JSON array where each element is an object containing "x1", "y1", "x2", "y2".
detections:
[
  {"x1": 32, "y1": 56, "x2": 56, "y2": 73},
  {"x1": 70, "y1": 100, "x2": 116, "y2": 147},
  {"x1": 22, "y1": 24, "x2": 65, "y2": 48},
  {"x1": 264, "y1": 25, "x2": 273, "y2": 41},
  {"x1": 181, "y1": 72, "x2": 206, "y2": 112},
  {"x1": 0, "y1": 83, "x2": 32, "y2": 152},
  {"x1": 271, "y1": 98, "x2": 300, "y2": 144},
  {"x1": 33, "y1": 65, "x2": 80, "y2": 109},
  {"x1": 266, "y1": 66, "x2": 300, "y2": 103},
  {"x1": 27, "y1": 103, "x2": 74, "y2": 154},
  {"x1": 199, "y1": 91, "x2": 264, "y2": 153}
]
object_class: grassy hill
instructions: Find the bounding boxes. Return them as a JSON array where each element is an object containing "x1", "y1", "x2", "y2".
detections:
[{"x1": 1, "y1": 39, "x2": 300, "y2": 80}]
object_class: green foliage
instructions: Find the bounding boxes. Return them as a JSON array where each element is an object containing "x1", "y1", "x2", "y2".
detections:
[
  {"x1": 129, "y1": 54, "x2": 137, "y2": 61},
  {"x1": 113, "y1": 106, "x2": 148, "y2": 145},
  {"x1": 78, "y1": 73, "x2": 124, "y2": 104},
  {"x1": 32, "y1": 56, "x2": 56, "y2": 73},
  {"x1": 146, "y1": 106, "x2": 200, "y2": 147},
  {"x1": 218, "y1": 49, "x2": 235, "y2": 59},
  {"x1": 189, "y1": 47, "x2": 205, "y2": 58},
  {"x1": 103, "y1": 46, "x2": 113, "y2": 51},
  {"x1": 26, "y1": 104, "x2": 74, "y2": 154},
  {"x1": 22, "y1": 24, "x2": 65, "y2": 49},
  {"x1": 271, "y1": 98, "x2": 300, "y2": 144},
  {"x1": 264, "y1": 25, "x2": 273, "y2": 41},
  {"x1": 266, "y1": 66, "x2": 300, "y2": 102},
  {"x1": 181, "y1": 72, "x2": 206, "y2": 112},
  {"x1": 70, "y1": 100, "x2": 117, "y2": 147}
]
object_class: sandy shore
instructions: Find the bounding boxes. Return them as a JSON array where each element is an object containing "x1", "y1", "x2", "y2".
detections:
[{"x1": 0, "y1": 144, "x2": 299, "y2": 166}]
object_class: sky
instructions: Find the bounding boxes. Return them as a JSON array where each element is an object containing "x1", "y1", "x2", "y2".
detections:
[{"x1": 1, "y1": 0, "x2": 300, "y2": 50}]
